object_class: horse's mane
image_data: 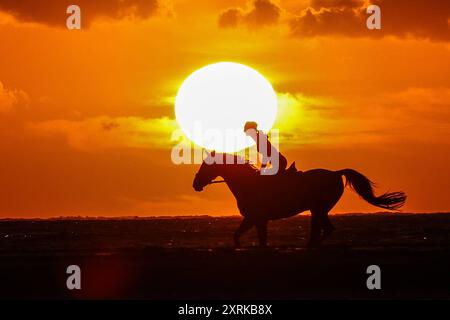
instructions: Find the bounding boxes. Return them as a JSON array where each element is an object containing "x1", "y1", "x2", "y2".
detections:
[{"x1": 214, "y1": 153, "x2": 259, "y2": 175}]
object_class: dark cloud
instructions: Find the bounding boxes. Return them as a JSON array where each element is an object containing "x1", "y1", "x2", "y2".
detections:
[
  {"x1": 290, "y1": 0, "x2": 450, "y2": 41},
  {"x1": 308, "y1": 0, "x2": 364, "y2": 9},
  {"x1": 101, "y1": 121, "x2": 120, "y2": 131},
  {"x1": 218, "y1": 8, "x2": 242, "y2": 28},
  {"x1": 0, "y1": 0, "x2": 158, "y2": 27},
  {"x1": 217, "y1": 0, "x2": 449, "y2": 41},
  {"x1": 219, "y1": 0, "x2": 280, "y2": 28},
  {"x1": 290, "y1": 5, "x2": 365, "y2": 38}
]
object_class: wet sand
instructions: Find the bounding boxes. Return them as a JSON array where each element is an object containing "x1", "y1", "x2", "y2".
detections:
[{"x1": 0, "y1": 213, "x2": 449, "y2": 299}]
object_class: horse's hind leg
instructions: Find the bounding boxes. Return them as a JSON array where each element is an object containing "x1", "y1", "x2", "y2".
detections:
[
  {"x1": 321, "y1": 213, "x2": 335, "y2": 242},
  {"x1": 309, "y1": 209, "x2": 335, "y2": 247},
  {"x1": 307, "y1": 174, "x2": 342, "y2": 248},
  {"x1": 307, "y1": 213, "x2": 322, "y2": 248},
  {"x1": 255, "y1": 220, "x2": 268, "y2": 247},
  {"x1": 320, "y1": 175, "x2": 343, "y2": 243},
  {"x1": 234, "y1": 218, "x2": 254, "y2": 247}
]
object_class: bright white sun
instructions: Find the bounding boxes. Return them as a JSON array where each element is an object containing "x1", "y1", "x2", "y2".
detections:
[{"x1": 175, "y1": 62, "x2": 277, "y2": 152}]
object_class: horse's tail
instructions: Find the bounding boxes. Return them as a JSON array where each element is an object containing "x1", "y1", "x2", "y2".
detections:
[{"x1": 337, "y1": 169, "x2": 406, "y2": 210}]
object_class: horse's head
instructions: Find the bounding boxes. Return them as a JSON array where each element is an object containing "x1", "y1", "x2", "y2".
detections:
[{"x1": 193, "y1": 151, "x2": 220, "y2": 192}]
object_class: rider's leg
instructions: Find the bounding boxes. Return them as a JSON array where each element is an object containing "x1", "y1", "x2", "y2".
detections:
[{"x1": 234, "y1": 218, "x2": 254, "y2": 247}]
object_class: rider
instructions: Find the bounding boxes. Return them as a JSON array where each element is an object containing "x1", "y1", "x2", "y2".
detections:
[{"x1": 244, "y1": 121, "x2": 288, "y2": 175}]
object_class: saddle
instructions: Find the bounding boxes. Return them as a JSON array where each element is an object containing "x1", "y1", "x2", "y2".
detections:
[{"x1": 258, "y1": 162, "x2": 300, "y2": 179}]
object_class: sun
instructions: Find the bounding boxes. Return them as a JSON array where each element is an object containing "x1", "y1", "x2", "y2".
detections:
[{"x1": 175, "y1": 62, "x2": 277, "y2": 152}]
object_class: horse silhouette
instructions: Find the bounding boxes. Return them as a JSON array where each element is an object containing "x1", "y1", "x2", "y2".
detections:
[{"x1": 193, "y1": 152, "x2": 406, "y2": 248}]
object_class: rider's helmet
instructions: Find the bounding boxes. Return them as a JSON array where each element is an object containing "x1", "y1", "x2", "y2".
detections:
[{"x1": 244, "y1": 121, "x2": 258, "y2": 132}]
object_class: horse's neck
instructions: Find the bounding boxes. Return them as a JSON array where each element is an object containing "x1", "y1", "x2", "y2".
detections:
[{"x1": 219, "y1": 165, "x2": 255, "y2": 199}]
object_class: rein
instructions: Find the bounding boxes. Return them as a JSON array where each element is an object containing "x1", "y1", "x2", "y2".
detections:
[{"x1": 208, "y1": 180, "x2": 226, "y2": 185}]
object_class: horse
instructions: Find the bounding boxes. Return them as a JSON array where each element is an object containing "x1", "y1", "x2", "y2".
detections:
[{"x1": 192, "y1": 152, "x2": 406, "y2": 248}]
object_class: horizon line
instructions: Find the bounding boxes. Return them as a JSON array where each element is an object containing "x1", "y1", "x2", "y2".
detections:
[{"x1": 1, "y1": 211, "x2": 450, "y2": 221}]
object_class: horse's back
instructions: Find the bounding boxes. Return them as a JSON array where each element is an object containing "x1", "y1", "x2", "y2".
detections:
[
  {"x1": 302, "y1": 168, "x2": 337, "y2": 176},
  {"x1": 300, "y1": 169, "x2": 342, "y2": 183},
  {"x1": 275, "y1": 169, "x2": 343, "y2": 218}
]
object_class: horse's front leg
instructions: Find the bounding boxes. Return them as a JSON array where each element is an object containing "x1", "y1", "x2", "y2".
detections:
[{"x1": 234, "y1": 218, "x2": 253, "y2": 247}]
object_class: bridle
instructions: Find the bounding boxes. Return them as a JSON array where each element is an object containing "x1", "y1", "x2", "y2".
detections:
[{"x1": 194, "y1": 173, "x2": 225, "y2": 187}]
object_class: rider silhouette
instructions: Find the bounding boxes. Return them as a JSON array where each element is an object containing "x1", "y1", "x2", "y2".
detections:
[{"x1": 244, "y1": 121, "x2": 288, "y2": 175}]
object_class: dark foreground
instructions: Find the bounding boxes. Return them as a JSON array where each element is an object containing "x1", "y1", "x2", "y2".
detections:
[{"x1": 0, "y1": 213, "x2": 449, "y2": 299}]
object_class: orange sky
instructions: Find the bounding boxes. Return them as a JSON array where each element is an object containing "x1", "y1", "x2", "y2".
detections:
[{"x1": 0, "y1": 0, "x2": 449, "y2": 217}]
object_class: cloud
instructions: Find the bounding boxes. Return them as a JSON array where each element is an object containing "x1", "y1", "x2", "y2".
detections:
[
  {"x1": 0, "y1": 0, "x2": 159, "y2": 27},
  {"x1": 379, "y1": 87, "x2": 450, "y2": 125},
  {"x1": 0, "y1": 81, "x2": 29, "y2": 113},
  {"x1": 274, "y1": 92, "x2": 373, "y2": 146},
  {"x1": 275, "y1": 87, "x2": 450, "y2": 148},
  {"x1": 217, "y1": 0, "x2": 450, "y2": 41},
  {"x1": 289, "y1": 0, "x2": 450, "y2": 41},
  {"x1": 290, "y1": 4, "x2": 366, "y2": 38},
  {"x1": 29, "y1": 116, "x2": 179, "y2": 151},
  {"x1": 219, "y1": 0, "x2": 280, "y2": 28}
]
